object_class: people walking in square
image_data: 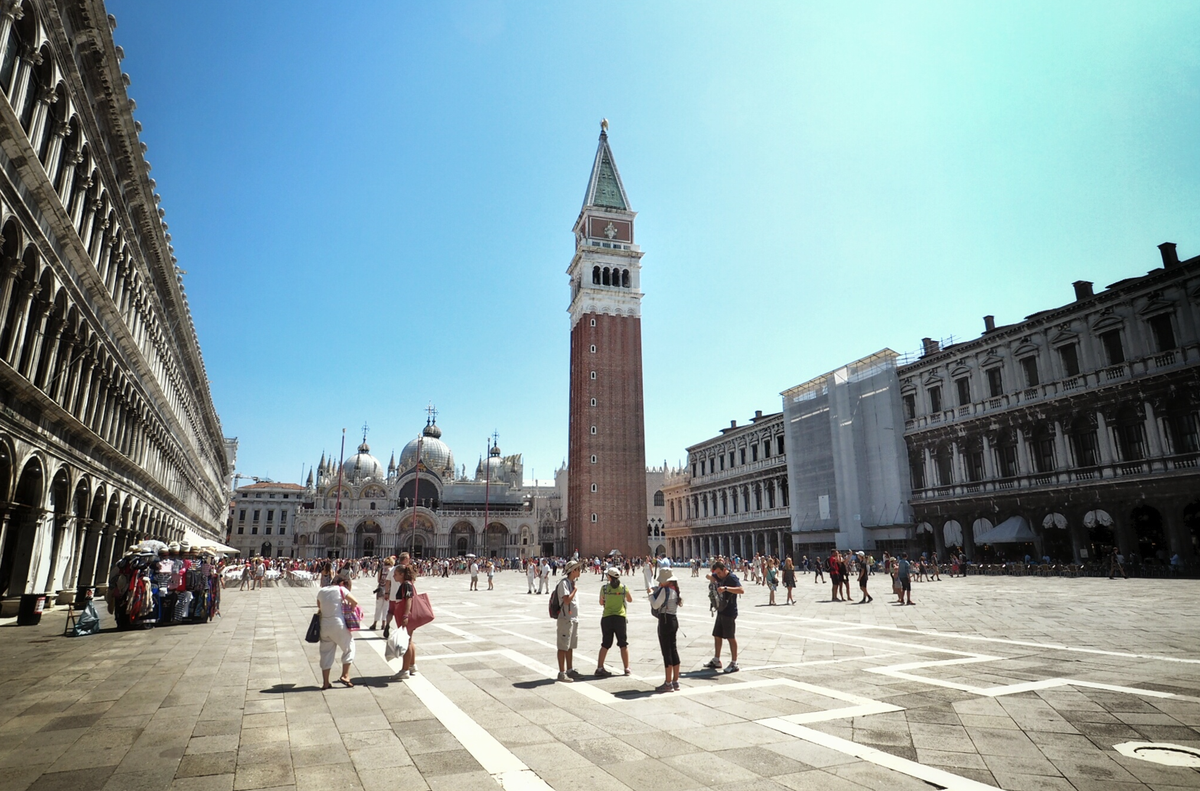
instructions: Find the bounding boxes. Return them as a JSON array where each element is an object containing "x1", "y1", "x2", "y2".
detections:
[
  {"x1": 595, "y1": 567, "x2": 633, "y2": 677},
  {"x1": 469, "y1": 559, "x2": 479, "y2": 590},
  {"x1": 705, "y1": 560, "x2": 744, "y2": 673},
  {"x1": 316, "y1": 572, "x2": 357, "y2": 689},
  {"x1": 486, "y1": 560, "x2": 495, "y2": 590},
  {"x1": 389, "y1": 564, "x2": 419, "y2": 681},
  {"x1": 527, "y1": 557, "x2": 538, "y2": 593},
  {"x1": 369, "y1": 556, "x2": 393, "y2": 630},
  {"x1": 897, "y1": 553, "x2": 915, "y2": 605},
  {"x1": 1108, "y1": 547, "x2": 1127, "y2": 579},
  {"x1": 813, "y1": 554, "x2": 825, "y2": 584},
  {"x1": 539, "y1": 557, "x2": 551, "y2": 593},
  {"x1": 649, "y1": 567, "x2": 682, "y2": 692},
  {"x1": 766, "y1": 558, "x2": 779, "y2": 605},
  {"x1": 856, "y1": 551, "x2": 873, "y2": 603},
  {"x1": 555, "y1": 560, "x2": 582, "y2": 682},
  {"x1": 829, "y1": 551, "x2": 843, "y2": 601},
  {"x1": 782, "y1": 557, "x2": 796, "y2": 604}
]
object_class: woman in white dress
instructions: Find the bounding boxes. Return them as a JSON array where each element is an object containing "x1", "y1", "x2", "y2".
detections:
[{"x1": 316, "y1": 572, "x2": 358, "y2": 689}]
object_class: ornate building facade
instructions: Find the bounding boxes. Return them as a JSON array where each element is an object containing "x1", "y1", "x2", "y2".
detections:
[
  {"x1": 662, "y1": 411, "x2": 790, "y2": 560},
  {"x1": 291, "y1": 418, "x2": 555, "y2": 560},
  {"x1": 0, "y1": 1, "x2": 229, "y2": 611},
  {"x1": 566, "y1": 121, "x2": 648, "y2": 558},
  {"x1": 901, "y1": 243, "x2": 1200, "y2": 563}
]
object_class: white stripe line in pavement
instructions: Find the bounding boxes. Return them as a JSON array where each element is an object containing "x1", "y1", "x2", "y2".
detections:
[
  {"x1": 758, "y1": 717, "x2": 1002, "y2": 791},
  {"x1": 430, "y1": 622, "x2": 483, "y2": 642},
  {"x1": 363, "y1": 638, "x2": 555, "y2": 790}
]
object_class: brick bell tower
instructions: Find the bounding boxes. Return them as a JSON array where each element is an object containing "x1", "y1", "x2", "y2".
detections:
[{"x1": 567, "y1": 120, "x2": 648, "y2": 558}]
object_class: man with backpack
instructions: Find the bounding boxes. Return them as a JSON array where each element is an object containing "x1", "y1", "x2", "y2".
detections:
[
  {"x1": 552, "y1": 560, "x2": 583, "y2": 682},
  {"x1": 705, "y1": 560, "x2": 745, "y2": 673}
]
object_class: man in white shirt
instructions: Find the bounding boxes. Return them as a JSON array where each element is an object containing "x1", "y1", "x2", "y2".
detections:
[
  {"x1": 469, "y1": 560, "x2": 480, "y2": 590},
  {"x1": 538, "y1": 558, "x2": 551, "y2": 594},
  {"x1": 526, "y1": 558, "x2": 538, "y2": 594}
]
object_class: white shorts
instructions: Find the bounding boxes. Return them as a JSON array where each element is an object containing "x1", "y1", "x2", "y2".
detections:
[{"x1": 556, "y1": 619, "x2": 578, "y2": 651}]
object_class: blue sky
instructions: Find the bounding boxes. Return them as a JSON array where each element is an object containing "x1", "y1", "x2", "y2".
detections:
[{"x1": 107, "y1": 1, "x2": 1200, "y2": 484}]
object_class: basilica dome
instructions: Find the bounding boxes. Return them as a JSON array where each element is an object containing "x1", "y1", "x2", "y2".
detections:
[
  {"x1": 476, "y1": 444, "x2": 506, "y2": 481},
  {"x1": 342, "y1": 441, "x2": 385, "y2": 482},
  {"x1": 399, "y1": 421, "x2": 455, "y2": 473}
]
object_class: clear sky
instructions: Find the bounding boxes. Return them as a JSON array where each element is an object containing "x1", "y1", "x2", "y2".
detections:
[{"x1": 107, "y1": 1, "x2": 1200, "y2": 485}]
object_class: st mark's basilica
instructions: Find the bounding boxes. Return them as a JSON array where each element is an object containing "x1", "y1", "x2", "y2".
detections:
[{"x1": 286, "y1": 415, "x2": 561, "y2": 560}]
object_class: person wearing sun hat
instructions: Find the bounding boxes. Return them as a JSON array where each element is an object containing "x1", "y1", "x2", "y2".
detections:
[
  {"x1": 649, "y1": 566, "x2": 683, "y2": 691},
  {"x1": 594, "y1": 567, "x2": 633, "y2": 678},
  {"x1": 555, "y1": 559, "x2": 583, "y2": 681}
]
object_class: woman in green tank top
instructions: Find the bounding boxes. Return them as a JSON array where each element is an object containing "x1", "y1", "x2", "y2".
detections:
[{"x1": 594, "y1": 567, "x2": 634, "y2": 677}]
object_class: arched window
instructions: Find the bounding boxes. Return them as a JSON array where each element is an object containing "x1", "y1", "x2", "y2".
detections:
[
  {"x1": 602, "y1": 267, "x2": 611, "y2": 286},
  {"x1": 653, "y1": 490, "x2": 664, "y2": 507},
  {"x1": 622, "y1": 269, "x2": 630, "y2": 288},
  {"x1": 592, "y1": 266, "x2": 600, "y2": 284}
]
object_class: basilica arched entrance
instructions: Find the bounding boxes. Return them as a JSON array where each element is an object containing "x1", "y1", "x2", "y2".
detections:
[
  {"x1": 354, "y1": 519, "x2": 382, "y2": 557},
  {"x1": 451, "y1": 522, "x2": 474, "y2": 556},
  {"x1": 318, "y1": 522, "x2": 347, "y2": 558},
  {"x1": 485, "y1": 523, "x2": 508, "y2": 558}
]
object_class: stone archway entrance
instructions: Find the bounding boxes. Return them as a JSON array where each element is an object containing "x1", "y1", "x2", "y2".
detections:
[
  {"x1": 1130, "y1": 505, "x2": 1167, "y2": 562},
  {"x1": 485, "y1": 523, "x2": 507, "y2": 558},
  {"x1": 0, "y1": 457, "x2": 45, "y2": 599}
]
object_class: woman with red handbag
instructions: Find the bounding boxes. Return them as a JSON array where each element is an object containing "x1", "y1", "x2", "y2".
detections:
[
  {"x1": 390, "y1": 564, "x2": 419, "y2": 681},
  {"x1": 316, "y1": 572, "x2": 358, "y2": 689}
]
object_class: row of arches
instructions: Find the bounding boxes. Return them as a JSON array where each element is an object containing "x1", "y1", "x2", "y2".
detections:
[
  {"x1": 915, "y1": 499, "x2": 1200, "y2": 564},
  {"x1": 294, "y1": 518, "x2": 531, "y2": 559},
  {"x1": 672, "y1": 477, "x2": 790, "y2": 522},
  {"x1": 0, "y1": 435, "x2": 195, "y2": 605},
  {"x1": 591, "y1": 265, "x2": 631, "y2": 288},
  {"x1": 0, "y1": 4, "x2": 225, "y2": 518}
]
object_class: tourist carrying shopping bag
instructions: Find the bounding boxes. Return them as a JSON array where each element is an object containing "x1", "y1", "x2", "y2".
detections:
[{"x1": 389, "y1": 564, "x2": 427, "y2": 682}]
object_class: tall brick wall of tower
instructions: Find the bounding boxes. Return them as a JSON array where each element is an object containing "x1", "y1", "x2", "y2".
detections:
[{"x1": 567, "y1": 312, "x2": 648, "y2": 557}]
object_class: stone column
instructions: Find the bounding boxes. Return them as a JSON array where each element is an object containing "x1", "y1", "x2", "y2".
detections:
[
  {"x1": 50, "y1": 334, "x2": 75, "y2": 404},
  {"x1": 21, "y1": 300, "x2": 51, "y2": 380},
  {"x1": 1142, "y1": 401, "x2": 1164, "y2": 460},
  {"x1": 92, "y1": 526, "x2": 114, "y2": 589},
  {"x1": 66, "y1": 516, "x2": 88, "y2": 590},
  {"x1": 36, "y1": 322, "x2": 63, "y2": 392},
  {"x1": 0, "y1": 258, "x2": 23, "y2": 326},
  {"x1": 1096, "y1": 411, "x2": 1116, "y2": 465},
  {"x1": 3, "y1": 280, "x2": 34, "y2": 363},
  {"x1": 0, "y1": 511, "x2": 10, "y2": 578},
  {"x1": 27, "y1": 94, "x2": 55, "y2": 158},
  {"x1": 1015, "y1": 428, "x2": 1031, "y2": 475},
  {"x1": 0, "y1": 9, "x2": 22, "y2": 88},
  {"x1": 8, "y1": 48, "x2": 37, "y2": 124},
  {"x1": 981, "y1": 434, "x2": 997, "y2": 479},
  {"x1": 1053, "y1": 421, "x2": 1070, "y2": 473}
]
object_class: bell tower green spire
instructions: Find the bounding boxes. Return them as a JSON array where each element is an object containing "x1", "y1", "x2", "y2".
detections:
[{"x1": 582, "y1": 118, "x2": 630, "y2": 211}]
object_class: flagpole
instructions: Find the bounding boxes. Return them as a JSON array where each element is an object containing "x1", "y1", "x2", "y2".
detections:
[
  {"x1": 411, "y1": 433, "x2": 423, "y2": 557},
  {"x1": 333, "y1": 429, "x2": 346, "y2": 560},
  {"x1": 483, "y1": 436, "x2": 492, "y2": 561}
]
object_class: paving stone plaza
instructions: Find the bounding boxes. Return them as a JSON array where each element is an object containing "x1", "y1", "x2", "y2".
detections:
[{"x1": 1, "y1": 570, "x2": 1199, "y2": 791}]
